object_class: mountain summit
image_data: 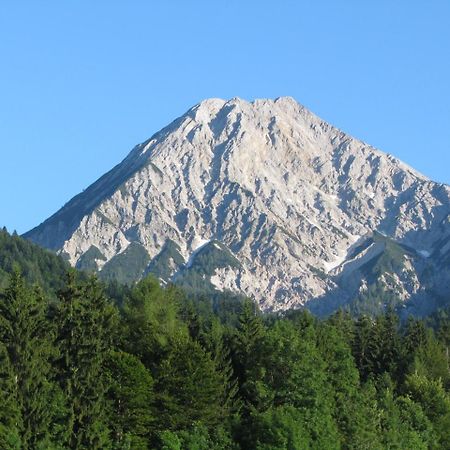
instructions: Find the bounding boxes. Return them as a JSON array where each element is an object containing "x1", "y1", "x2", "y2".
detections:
[{"x1": 25, "y1": 97, "x2": 450, "y2": 314}]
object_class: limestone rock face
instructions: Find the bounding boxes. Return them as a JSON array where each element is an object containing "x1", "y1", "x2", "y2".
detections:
[{"x1": 24, "y1": 97, "x2": 450, "y2": 313}]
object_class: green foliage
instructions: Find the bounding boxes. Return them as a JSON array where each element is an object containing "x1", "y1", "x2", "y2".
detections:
[
  {"x1": 146, "y1": 239, "x2": 185, "y2": 282},
  {"x1": 352, "y1": 310, "x2": 402, "y2": 381},
  {"x1": 404, "y1": 373, "x2": 450, "y2": 448},
  {"x1": 0, "y1": 270, "x2": 56, "y2": 448},
  {"x1": 260, "y1": 320, "x2": 340, "y2": 449},
  {"x1": 175, "y1": 240, "x2": 241, "y2": 294},
  {"x1": 75, "y1": 245, "x2": 106, "y2": 272},
  {"x1": 158, "y1": 422, "x2": 237, "y2": 450},
  {"x1": 0, "y1": 343, "x2": 21, "y2": 449},
  {"x1": 0, "y1": 253, "x2": 450, "y2": 449},
  {"x1": 246, "y1": 406, "x2": 310, "y2": 450},
  {"x1": 55, "y1": 272, "x2": 118, "y2": 449},
  {"x1": 232, "y1": 301, "x2": 267, "y2": 415},
  {"x1": 122, "y1": 276, "x2": 188, "y2": 370},
  {"x1": 105, "y1": 350, "x2": 154, "y2": 449},
  {"x1": 317, "y1": 324, "x2": 379, "y2": 449},
  {"x1": 376, "y1": 375, "x2": 431, "y2": 449},
  {"x1": 0, "y1": 227, "x2": 69, "y2": 295},
  {"x1": 100, "y1": 242, "x2": 150, "y2": 285},
  {"x1": 155, "y1": 337, "x2": 228, "y2": 431}
]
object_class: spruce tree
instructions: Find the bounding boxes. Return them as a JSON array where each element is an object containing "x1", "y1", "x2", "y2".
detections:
[
  {"x1": 105, "y1": 350, "x2": 154, "y2": 449},
  {"x1": 55, "y1": 272, "x2": 117, "y2": 449},
  {"x1": 232, "y1": 300, "x2": 266, "y2": 413},
  {"x1": 352, "y1": 315, "x2": 375, "y2": 380},
  {"x1": 122, "y1": 276, "x2": 187, "y2": 371},
  {"x1": 155, "y1": 337, "x2": 227, "y2": 431},
  {"x1": 0, "y1": 270, "x2": 54, "y2": 448},
  {"x1": 318, "y1": 324, "x2": 380, "y2": 449},
  {"x1": 0, "y1": 343, "x2": 21, "y2": 449},
  {"x1": 261, "y1": 320, "x2": 340, "y2": 449}
]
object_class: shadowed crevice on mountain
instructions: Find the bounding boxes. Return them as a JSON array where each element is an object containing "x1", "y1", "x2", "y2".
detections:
[{"x1": 23, "y1": 97, "x2": 450, "y2": 312}]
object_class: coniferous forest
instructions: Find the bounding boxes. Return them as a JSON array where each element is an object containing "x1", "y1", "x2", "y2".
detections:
[{"x1": 1, "y1": 229, "x2": 450, "y2": 449}]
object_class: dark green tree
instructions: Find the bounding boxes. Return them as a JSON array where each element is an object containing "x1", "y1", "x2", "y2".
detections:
[
  {"x1": 122, "y1": 276, "x2": 188, "y2": 371},
  {"x1": 404, "y1": 372, "x2": 450, "y2": 448},
  {"x1": 55, "y1": 272, "x2": 117, "y2": 449},
  {"x1": 318, "y1": 324, "x2": 380, "y2": 449},
  {"x1": 0, "y1": 343, "x2": 21, "y2": 449},
  {"x1": 105, "y1": 350, "x2": 154, "y2": 449},
  {"x1": 259, "y1": 320, "x2": 339, "y2": 449},
  {"x1": 0, "y1": 270, "x2": 55, "y2": 448},
  {"x1": 155, "y1": 337, "x2": 228, "y2": 432},
  {"x1": 232, "y1": 300, "x2": 266, "y2": 415},
  {"x1": 373, "y1": 309, "x2": 402, "y2": 378}
]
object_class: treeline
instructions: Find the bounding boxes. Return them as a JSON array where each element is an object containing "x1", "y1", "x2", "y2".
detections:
[
  {"x1": 1, "y1": 270, "x2": 450, "y2": 449},
  {"x1": 0, "y1": 227, "x2": 69, "y2": 294}
]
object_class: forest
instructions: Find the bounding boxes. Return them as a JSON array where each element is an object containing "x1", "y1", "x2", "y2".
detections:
[{"x1": 1, "y1": 228, "x2": 450, "y2": 449}]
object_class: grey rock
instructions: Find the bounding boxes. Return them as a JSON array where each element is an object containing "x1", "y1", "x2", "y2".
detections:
[{"x1": 24, "y1": 97, "x2": 450, "y2": 312}]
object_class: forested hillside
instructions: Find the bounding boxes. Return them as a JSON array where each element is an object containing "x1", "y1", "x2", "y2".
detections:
[
  {"x1": 1, "y1": 265, "x2": 450, "y2": 449},
  {"x1": 1, "y1": 227, "x2": 450, "y2": 448},
  {"x1": 0, "y1": 227, "x2": 69, "y2": 295}
]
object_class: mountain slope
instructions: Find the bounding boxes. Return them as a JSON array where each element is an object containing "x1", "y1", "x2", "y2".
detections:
[
  {"x1": 24, "y1": 97, "x2": 450, "y2": 313},
  {"x1": 0, "y1": 227, "x2": 70, "y2": 294}
]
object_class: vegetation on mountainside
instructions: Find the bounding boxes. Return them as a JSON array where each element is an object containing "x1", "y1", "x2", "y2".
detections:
[
  {"x1": 100, "y1": 242, "x2": 150, "y2": 285},
  {"x1": 0, "y1": 227, "x2": 69, "y2": 294},
  {"x1": 1, "y1": 228, "x2": 450, "y2": 448}
]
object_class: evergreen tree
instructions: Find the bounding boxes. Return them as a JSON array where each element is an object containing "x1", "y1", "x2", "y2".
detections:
[
  {"x1": 406, "y1": 328, "x2": 450, "y2": 385},
  {"x1": 0, "y1": 343, "x2": 21, "y2": 449},
  {"x1": 55, "y1": 272, "x2": 117, "y2": 449},
  {"x1": 403, "y1": 317, "x2": 428, "y2": 354},
  {"x1": 352, "y1": 315, "x2": 376, "y2": 380},
  {"x1": 158, "y1": 423, "x2": 237, "y2": 450},
  {"x1": 122, "y1": 276, "x2": 188, "y2": 371},
  {"x1": 318, "y1": 324, "x2": 380, "y2": 449},
  {"x1": 247, "y1": 405, "x2": 310, "y2": 450},
  {"x1": 197, "y1": 318, "x2": 239, "y2": 414},
  {"x1": 155, "y1": 337, "x2": 228, "y2": 432},
  {"x1": 373, "y1": 309, "x2": 402, "y2": 378},
  {"x1": 232, "y1": 300, "x2": 266, "y2": 414},
  {"x1": 376, "y1": 374, "x2": 431, "y2": 449},
  {"x1": 404, "y1": 372, "x2": 450, "y2": 448},
  {"x1": 105, "y1": 350, "x2": 154, "y2": 449},
  {"x1": 261, "y1": 320, "x2": 339, "y2": 449},
  {"x1": 327, "y1": 309, "x2": 355, "y2": 344},
  {"x1": 0, "y1": 270, "x2": 55, "y2": 448}
]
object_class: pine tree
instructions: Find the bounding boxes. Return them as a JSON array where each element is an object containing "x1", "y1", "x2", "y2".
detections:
[
  {"x1": 105, "y1": 350, "x2": 154, "y2": 449},
  {"x1": 155, "y1": 337, "x2": 228, "y2": 431},
  {"x1": 352, "y1": 315, "x2": 375, "y2": 380},
  {"x1": 0, "y1": 270, "x2": 54, "y2": 448},
  {"x1": 232, "y1": 300, "x2": 266, "y2": 413},
  {"x1": 262, "y1": 320, "x2": 340, "y2": 449},
  {"x1": 0, "y1": 343, "x2": 21, "y2": 449},
  {"x1": 55, "y1": 272, "x2": 117, "y2": 449},
  {"x1": 318, "y1": 323, "x2": 380, "y2": 449},
  {"x1": 122, "y1": 276, "x2": 188, "y2": 371}
]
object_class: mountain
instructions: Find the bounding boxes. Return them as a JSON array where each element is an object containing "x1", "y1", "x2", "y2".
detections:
[{"x1": 24, "y1": 97, "x2": 450, "y2": 314}]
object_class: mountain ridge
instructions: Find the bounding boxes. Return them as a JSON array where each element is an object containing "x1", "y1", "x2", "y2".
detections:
[{"x1": 24, "y1": 97, "x2": 450, "y2": 313}]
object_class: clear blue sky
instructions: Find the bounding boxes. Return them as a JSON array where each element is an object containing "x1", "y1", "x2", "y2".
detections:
[{"x1": 1, "y1": 1, "x2": 449, "y2": 234}]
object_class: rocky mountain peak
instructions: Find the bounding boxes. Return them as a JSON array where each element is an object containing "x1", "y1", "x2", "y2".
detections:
[{"x1": 24, "y1": 97, "x2": 450, "y2": 314}]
